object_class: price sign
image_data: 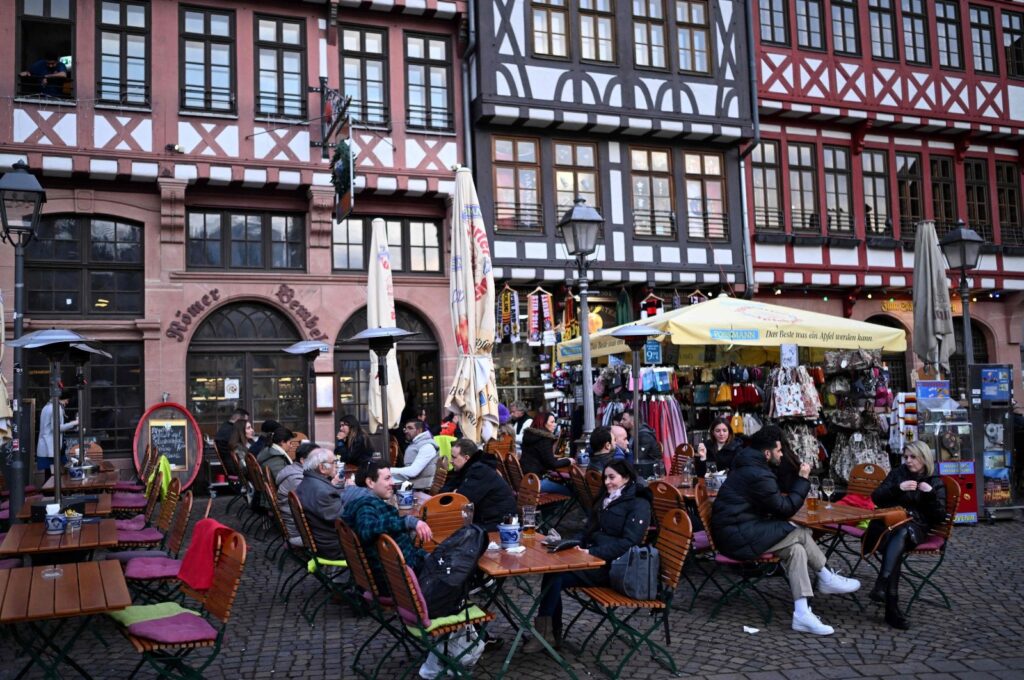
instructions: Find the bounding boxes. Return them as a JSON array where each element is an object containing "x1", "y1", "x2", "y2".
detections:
[{"x1": 643, "y1": 339, "x2": 662, "y2": 365}]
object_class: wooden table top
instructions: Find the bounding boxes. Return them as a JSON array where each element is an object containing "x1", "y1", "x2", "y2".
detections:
[
  {"x1": 477, "y1": 533, "x2": 605, "y2": 578},
  {"x1": 792, "y1": 504, "x2": 890, "y2": 529},
  {"x1": 0, "y1": 519, "x2": 118, "y2": 556},
  {"x1": 0, "y1": 561, "x2": 131, "y2": 624},
  {"x1": 42, "y1": 471, "x2": 120, "y2": 493},
  {"x1": 660, "y1": 476, "x2": 716, "y2": 499},
  {"x1": 16, "y1": 494, "x2": 113, "y2": 520}
]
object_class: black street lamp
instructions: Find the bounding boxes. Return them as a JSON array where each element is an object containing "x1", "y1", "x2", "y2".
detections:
[
  {"x1": 610, "y1": 325, "x2": 661, "y2": 467},
  {"x1": 342, "y1": 327, "x2": 416, "y2": 454},
  {"x1": 558, "y1": 198, "x2": 603, "y2": 438},
  {"x1": 940, "y1": 220, "x2": 984, "y2": 385},
  {"x1": 0, "y1": 161, "x2": 46, "y2": 522},
  {"x1": 283, "y1": 340, "x2": 331, "y2": 441}
]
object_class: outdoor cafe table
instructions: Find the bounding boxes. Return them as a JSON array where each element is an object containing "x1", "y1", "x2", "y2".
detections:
[
  {"x1": 42, "y1": 470, "x2": 120, "y2": 493},
  {"x1": 791, "y1": 503, "x2": 891, "y2": 529},
  {"x1": 477, "y1": 532, "x2": 605, "y2": 680},
  {"x1": 16, "y1": 494, "x2": 113, "y2": 520},
  {"x1": 0, "y1": 519, "x2": 118, "y2": 557},
  {"x1": 0, "y1": 560, "x2": 132, "y2": 679},
  {"x1": 660, "y1": 475, "x2": 716, "y2": 500}
]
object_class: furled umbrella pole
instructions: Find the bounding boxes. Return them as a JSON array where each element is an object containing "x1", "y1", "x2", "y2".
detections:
[{"x1": 912, "y1": 220, "x2": 956, "y2": 375}]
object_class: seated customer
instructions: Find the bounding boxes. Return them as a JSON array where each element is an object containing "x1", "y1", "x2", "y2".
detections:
[
  {"x1": 257, "y1": 426, "x2": 294, "y2": 480},
  {"x1": 521, "y1": 411, "x2": 572, "y2": 495},
  {"x1": 340, "y1": 462, "x2": 433, "y2": 592},
  {"x1": 391, "y1": 419, "x2": 439, "y2": 491},
  {"x1": 276, "y1": 442, "x2": 317, "y2": 546},
  {"x1": 441, "y1": 438, "x2": 516, "y2": 531},
  {"x1": 293, "y1": 449, "x2": 345, "y2": 559},
  {"x1": 586, "y1": 427, "x2": 625, "y2": 472},
  {"x1": 525, "y1": 459, "x2": 652, "y2": 653}
]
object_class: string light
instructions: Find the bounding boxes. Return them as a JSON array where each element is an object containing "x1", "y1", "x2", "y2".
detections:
[
  {"x1": 822, "y1": 295, "x2": 829, "y2": 302},
  {"x1": 866, "y1": 292, "x2": 873, "y2": 299},
  {"x1": 774, "y1": 287, "x2": 782, "y2": 296}
]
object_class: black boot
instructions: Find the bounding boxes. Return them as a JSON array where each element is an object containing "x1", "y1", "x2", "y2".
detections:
[
  {"x1": 869, "y1": 575, "x2": 887, "y2": 603},
  {"x1": 883, "y1": 562, "x2": 909, "y2": 630}
]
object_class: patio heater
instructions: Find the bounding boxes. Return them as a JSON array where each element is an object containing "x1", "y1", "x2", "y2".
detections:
[
  {"x1": 0, "y1": 160, "x2": 45, "y2": 522},
  {"x1": 342, "y1": 327, "x2": 416, "y2": 455},
  {"x1": 939, "y1": 221, "x2": 984, "y2": 388},
  {"x1": 282, "y1": 340, "x2": 330, "y2": 441},
  {"x1": 559, "y1": 198, "x2": 604, "y2": 439},
  {"x1": 610, "y1": 326, "x2": 662, "y2": 467}
]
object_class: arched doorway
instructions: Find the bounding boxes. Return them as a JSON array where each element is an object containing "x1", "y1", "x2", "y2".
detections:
[
  {"x1": 865, "y1": 315, "x2": 910, "y2": 394},
  {"x1": 186, "y1": 302, "x2": 307, "y2": 437},
  {"x1": 335, "y1": 305, "x2": 440, "y2": 432},
  {"x1": 950, "y1": 320, "x2": 989, "y2": 400}
]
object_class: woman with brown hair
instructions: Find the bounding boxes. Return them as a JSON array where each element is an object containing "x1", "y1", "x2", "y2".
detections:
[
  {"x1": 520, "y1": 411, "x2": 572, "y2": 495},
  {"x1": 695, "y1": 417, "x2": 744, "y2": 475}
]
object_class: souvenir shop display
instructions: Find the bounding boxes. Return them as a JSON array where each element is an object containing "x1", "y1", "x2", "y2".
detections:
[
  {"x1": 820, "y1": 349, "x2": 891, "y2": 482},
  {"x1": 495, "y1": 284, "x2": 521, "y2": 345},
  {"x1": 765, "y1": 365, "x2": 823, "y2": 469},
  {"x1": 526, "y1": 287, "x2": 556, "y2": 347}
]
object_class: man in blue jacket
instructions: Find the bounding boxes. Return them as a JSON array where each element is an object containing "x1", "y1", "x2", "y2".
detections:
[{"x1": 711, "y1": 425, "x2": 860, "y2": 635}]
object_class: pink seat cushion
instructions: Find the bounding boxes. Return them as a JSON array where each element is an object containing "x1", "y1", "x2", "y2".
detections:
[
  {"x1": 0, "y1": 509, "x2": 7, "y2": 521},
  {"x1": 693, "y1": 531, "x2": 711, "y2": 552},
  {"x1": 115, "y1": 515, "x2": 147, "y2": 532},
  {"x1": 0, "y1": 500, "x2": 7, "y2": 510},
  {"x1": 0, "y1": 558, "x2": 22, "y2": 569},
  {"x1": 125, "y1": 557, "x2": 182, "y2": 580},
  {"x1": 395, "y1": 566, "x2": 431, "y2": 627},
  {"x1": 105, "y1": 549, "x2": 169, "y2": 563},
  {"x1": 117, "y1": 527, "x2": 164, "y2": 543},
  {"x1": 127, "y1": 612, "x2": 218, "y2": 644},
  {"x1": 111, "y1": 493, "x2": 148, "y2": 509},
  {"x1": 912, "y1": 534, "x2": 946, "y2": 552},
  {"x1": 715, "y1": 552, "x2": 776, "y2": 565},
  {"x1": 115, "y1": 481, "x2": 145, "y2": 492},
  {"x1": 362, "y1": 591, "x2": 395, "y2": 607},
  {"x1": 840, "y1": 525, "x2": 865, "y2": 537}
]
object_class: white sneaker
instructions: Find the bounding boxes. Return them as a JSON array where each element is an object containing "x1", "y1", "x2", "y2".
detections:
[
  {"x1": 818, "y1": 568, "x2": 861, "y2": 595},
  {"x1": 792, "y1": 608, "x2": 835, "y2": 635}
]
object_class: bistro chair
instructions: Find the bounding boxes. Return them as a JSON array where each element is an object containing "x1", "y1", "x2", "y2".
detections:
[
  {"x1": 242, "y1": 453, "x2": 271, "y2": 538},
  {"x1": 566, "y1": 508, "x2": 693, "y2": 678},
  {"x1": 503, "y1": 452, "x2": 525, "y2": 495},
  {"x1": 287, "y1": 490, "x2": 350, "y2": 625},
  {"x1": 111, "y1": 467, "x2": 165, "y2": 516},
  {"x1": 428, "y1": 463, "x2": 448, "y2": 496},
  {"x1": 115, "y1": 478, "x2": 182, "y2": 550},
  {"x1": 518, "y1": 472, "x2": 572, "y2": 530},
  {"x1": 124, "y1": 490, "x2": 195, "y2": 603},
  {"x1": 568, "y1": 464, "x2": 595, "y2": 516},
  {"x1": 377, "y1": 533, "x2": 494, "y2": 679},
  {"x1": 825, "y1": 462, "x2": 889, "y2": 572},
  {"x1": 419, "y1": 492, "x2": 470, "y2": 550},
  {"x1": 585, "y1": 468, "x2": 604, "y2": 504},
  {"x1": 484, "y1": 434, "x2": 515, "y2": 479},
  {"x1": 260, "y1": 466, "x2": 307, "y2": 599},
  {"x1": 114, "y1": 530, "x2": 248, "y2": 680},
  {"x1": 389, "y1": 435, "x2": 401, "y2": 467},
  {"x1": 670, "y1": 443, "x2": 695, "y2": 475},
  {"x1": 649, "y1": 481, "x2": 686, "y2": 527},
  {"x1": 694, "y1": 480, "x2": 780, "y2": 625}
]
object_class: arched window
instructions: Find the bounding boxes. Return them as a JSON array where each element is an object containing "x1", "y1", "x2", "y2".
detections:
[{"x1": 949, "y1": 320, "x2": 989, "y2": 399}]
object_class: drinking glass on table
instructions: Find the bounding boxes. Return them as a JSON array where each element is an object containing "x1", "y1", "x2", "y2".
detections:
[
  {"x1": 808, "y1": 475, "x2": 820, "y2": 510},
  {"x1": 821, "y1": 478, "x2": 836, "y2": 510},
  {"x1": 653, "y1": 462, "x2": 666, "y2": 480},
  {"x1": 461, "y1": 503, "x2": 475, "y2": 528},
  {"x1": 705, "y1": 461, "x2": 718, "y2": 476},
  {"x1": 371, "y1": 451, "x2": 383, "y2": 465},
  {"x1": 521, "y1": 505, "x2": 538, "y2": 535}
]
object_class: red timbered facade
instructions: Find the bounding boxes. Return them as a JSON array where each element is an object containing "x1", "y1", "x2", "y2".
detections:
[
  {"x1": 0, "y1": 0, "x2": 468, "y2": 468},
  {"x1": 748, "y1": 0, "x2": 1024, "y2": 396}
]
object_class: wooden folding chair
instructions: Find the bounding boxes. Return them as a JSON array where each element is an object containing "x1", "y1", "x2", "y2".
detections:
[
  {"x1": 428, "y1": 463, "x2": 449, "y2": 496},
  {"x1": 585, "y1": 468, "x2": 604, "y2": 503},
  {"x1": 124, "y1": 490, "x2": 195, "y2": 603},
  {"x1": 419, "y1": 492, "x2": 470, "y2": 550},
  {"x1": 260, "y1": 466, "x2": 307, "y2": 597},
  {"x1": 503, "y1": 452, "x2": 524, "y2": 494},
  {"x1": 649, "y1": 481, "x2": 685, "y2": 527},
  {"x1": 116, "y1": 478, "x2": 182, "y2": 550},
  {"x1": 670, "y1": 443, "x2": 695, "y2": 475},
  {"x1": 825, "y1": 462, "x2": 889, "y2": 571},
  {"x1": 287, "y1": 490, "x2": 350, "y2": 625},
  {"x1": 389, "y1": 435, "x2": 401, "y2": 467},
  {"x1": 111, "y1": 468, "x2": 164, "y2": 516},
  {"x1": 568, "y1": 464, "x2": 595, "y2": 516},
  {"x1": 241, "y1": 453, "x2": 272, "y2": 537},
  {"x1": 566, "y1": 509, "x2": 693, "y2": 677},
  {"x1": 377, "y1": 534, "x2": 494, "y2": 678},
  {"x1": 517, "y1": 472, "x2": 571, "y2": 530}
]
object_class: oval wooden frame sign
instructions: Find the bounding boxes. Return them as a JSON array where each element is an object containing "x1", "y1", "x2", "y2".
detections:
[{"x1": 132, "y1": 402, "x2": 204, "y2": 492}]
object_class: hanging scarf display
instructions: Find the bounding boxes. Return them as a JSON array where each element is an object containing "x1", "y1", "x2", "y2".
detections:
[
  {"x1": 639, "y1": 295, "x2": 664, "y2": 319},
  {"x1": 616, "y1": 288, "x2": 633, "y2": 325},
  {"x1": 688, "y1": 289, "x2": 708, "y2": 305},
  {"x1": 527, "y1": 288, "x2": 556, "y2": 346},
  {"x1": 671, "y1": 289, "x2": 682, "y2": 310},
  {"x1": 561, "y1": 293, "x2": 579, "y2": 342},
  {"x1": 495, "y1": 286, "x2": 520, "y2": 344}
]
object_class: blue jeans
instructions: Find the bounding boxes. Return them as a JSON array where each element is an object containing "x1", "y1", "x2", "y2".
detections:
[{"x1": 540, "y1": 479, "x2": 571, "y2": 496}]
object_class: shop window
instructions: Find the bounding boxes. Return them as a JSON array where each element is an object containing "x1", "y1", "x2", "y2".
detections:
[
  {"x1": 935, "y1": 1, "x2": 962, "y2": 69},
  {"x1": 970, "y1": 6, "x2": 997, "y2": 74},
  {"x1": 760, "y1": 0, "x2": 789, "y2": 45},
  {"x1": 831, "y1": 0, "x2": 860, "y2": 55},
  {"x1": 25, "y1": 215, "x2": 143, "y2": 317},
  {"x1": 405, "y1": 33, "x2": 452, "y2": 131},
  {"x1": 186, "y1": 211, "x2": 305, "y2": 271},
  {"x1": 675, "y1": 0, "x2": 711, "y2": 73},
  {"x1": 341, "y1": 26, "x2": 388, "y2": 126},
  {"x1": 795, "y1": 0, "x2": 825, "y2": 51},
  {"x1": 494, "y1": 137, "x2": 542, "y2": 232},
  {"x1": 580, "y1": 0, "x2": 615, "y2": 63},
  {"x1": 555, "y1": 141, "x2": 599, "y2": 211},
  {"x1": 630, "y1": 148, "x2": 675, "y2": 238},
  {"x1": 862, "y1": 150, "x2": 892, "y2": 237},
  {"x1": 901, "y1": 0, "x2": 929, "y2": 65},
  {"x1": 930, "y1": 156, "x2": 958, "y2": 237},
  {"x1": 532, "y1": 0, "x2": 569, "y2": 58},
  {"x1": 868, "y1": 0, "x2": 897, "y2": 60},
  {"x1": 17, "y1": 0, "x2": 75, "y2": 99},
  {"x1": 331, "y1": 217, "x2": 441, "y2": 273},
  {"x1": 788, "y1": 143, "x2": 820, "y2": 234},
  {"x1": 1005, "y1": 11, "x2": 1024, "y2": 79},
  {"x1": 180, "y1": 6, "x2": 235, "y2": 112},
  {"x1": 97, "y1": 0, "x2": 148, "y2": 104},
  {"x1": 27, "y1": 342, "x2": 143, "y2": 459},
  {"x1": 255, "y1": 15, "x2": 305, "y2": 118},
  {"x1": 823, "y1": 146, "x2": 853, "y2": 234},
  {"x1": 996, "y1": 162, "x2": 1023, "y2": 246},
  {"x1": 964, "y1": 159, "x2": 993, "y2": 243},
  {"x1": 633, "y1": 0, "x2": 667, "y2": 69},
  {"x1": 895, "y1": 153, "x2": 924, "y2": 239},
  {"x1": 684, "y1": 152, "x2": 726, "y2": 240},
  {"x1": 751, "y1": 142, "x2": 784, "y2": 232}
]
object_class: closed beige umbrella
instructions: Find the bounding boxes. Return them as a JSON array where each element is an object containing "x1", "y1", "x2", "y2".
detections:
[
  {"x1": 912, "y1": 220, "x2": 956, "y2": 374},
  {"x1": 367, "y1": 218, "x2": 405, "y2": 433},
  {"x1": 0, "y1": 291, "x2": 11, "y2": 435}
]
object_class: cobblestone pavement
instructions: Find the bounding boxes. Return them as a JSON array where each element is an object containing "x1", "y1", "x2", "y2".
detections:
[{"x1": 2, "y1": 496, "x2": 1023, "y2": 680}]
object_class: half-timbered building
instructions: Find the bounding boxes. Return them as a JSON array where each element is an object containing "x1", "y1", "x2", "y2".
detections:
[{"x1": 749, "y1": 0, "x2": 1024, "y2": 396}]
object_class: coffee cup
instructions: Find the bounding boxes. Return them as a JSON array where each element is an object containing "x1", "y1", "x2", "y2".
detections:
[
  {"x1": 498, "y1": 522, "x2": 521, "y2": 549},
  {"x1": 45, "y1": 513, "x2": 68, "y2": 535},
  {"x1": 68, "y1": 466, "x2": 85, "y2": 481},
  {"x1": 397, "y1": 488, "x2": 415, "y2": 509}
]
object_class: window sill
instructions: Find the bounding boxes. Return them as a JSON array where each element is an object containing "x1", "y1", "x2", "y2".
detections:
[
  {"x1": 14, "y1": 96, "x2": 77, "y2": 107},
  {"x1": 753, "y1": 232, "x2": 790, "y2": 245},
  {"x1": 866, "y1": 237, "x2": 899, "y2": 249},
  {"x1": 826, "y1": 235, "x2": 861, "y2": 248},
  {"x1": 178, "y1": 110, "x2": 239, "y2": 120},
  {"x1": 405, "y1": 127, "x2": 457, "y2": 137},
  {"x1": 792, "y1": 235, "x2": 828, "y2": 246},
  {"x1": 254, "y1": 115, "x2": 308, "y2": 125},
  {"x1": 1002, "y1": 245, "x2": 1024, "y2": 256},
  {"x1": 95, "y1": 103, "x2": 151, "y2": 112}
]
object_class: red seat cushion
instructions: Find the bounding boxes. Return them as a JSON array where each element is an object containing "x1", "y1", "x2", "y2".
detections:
[
  {"x1": 125, "y1": 557, "x2": 182, "y2": 580},
  {"x1": 840, "y1": 525, "x2": 865, "y2": 537},
  {"x1": 715, "y1": 552, "x2": 776, "y2": 565},
  {"x1": 117, "y1": 527, "x2": 164, "y2": 543},
  {"x1": 911, "y1": 534, "x2": 946, "y2": 552},
  {"x1": 111, "y1": 493, "x2": 148, "y2": 509},
  {"x1": 127, "y1": 612, "x2": 218, "y2": 644}
]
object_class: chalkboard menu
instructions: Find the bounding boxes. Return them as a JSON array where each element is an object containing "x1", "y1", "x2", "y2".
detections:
[{"x1": 149, "y1": 419, "x2": 189, "y2": 469}]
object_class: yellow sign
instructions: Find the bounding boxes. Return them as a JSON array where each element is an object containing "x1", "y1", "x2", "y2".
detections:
[{"x1": 881, "y1": 300, "x2": 962, "y2": 314}]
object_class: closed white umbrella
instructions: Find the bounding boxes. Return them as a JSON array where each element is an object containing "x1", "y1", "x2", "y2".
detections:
[
  {"x1": 367, "y1": 218, "x2": 405, "y2": 433},
  {"x1": 913, "y1": 221, "x2": 956, "y2": 374},
  {"x1": 445, "y1": 168, "x2": 498, "y2": 442},
  {"x1": 0, "y1": 291, "x2": 11, "y2": 435}
]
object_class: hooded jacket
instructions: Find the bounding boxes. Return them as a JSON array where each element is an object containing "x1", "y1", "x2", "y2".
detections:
[
  {"x1": 581, "y1": 481, "x2": 653, "y2": 563},
  {"x1": 275, "y1": 461, "x2": 305, "y2": 542},
  {"x1": 293, "y1": 471, "x2": 344, "y2": 559},
  {"x1": 520, "y1": 427, "x2": 571, "y2": 477},
  {"x1": 441, "y1": 451, "x2": 516, "y2": 531},
  {"x1": 710, "y1": 447, "x2": 810, "y2": 561},
  {"x1": 257, "y1": 443, "x2": 291, "y2": 482},
  {"x1": 340, "y1": 488, "x2": 424, "y2": 592},
  {"x1": 391, "y1": 432, "x2": 439, "y2": 491}
]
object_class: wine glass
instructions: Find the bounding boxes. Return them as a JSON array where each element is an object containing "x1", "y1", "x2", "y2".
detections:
[{"x1": 821, "y1": 478, "x2": 835, "y2": 510}]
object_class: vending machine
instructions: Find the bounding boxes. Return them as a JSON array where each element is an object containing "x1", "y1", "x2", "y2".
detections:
[
  {"x1": 968, "y1": 364, "x2": 1021, "y2": 522},
  {"x1": 917, "y1": 380, "x2": 977, "y2": 524}
]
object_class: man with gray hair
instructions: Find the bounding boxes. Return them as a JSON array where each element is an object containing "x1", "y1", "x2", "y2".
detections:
[{"x1": 294, "y1": 448, "x2": 346, "y2": 560}]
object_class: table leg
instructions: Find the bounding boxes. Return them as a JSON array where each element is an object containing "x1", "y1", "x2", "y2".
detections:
[{"x1": 10, "y1": 616, "x2": 96, "y2": 680}]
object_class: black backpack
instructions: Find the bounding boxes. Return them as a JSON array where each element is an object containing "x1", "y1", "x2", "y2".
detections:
[{"x1": 416, "y1": 524, "x2": 489, "y2": 617}]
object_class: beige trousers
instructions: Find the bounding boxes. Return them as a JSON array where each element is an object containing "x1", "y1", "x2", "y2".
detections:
[{"x1": 767, "y1": 526, "x2": 827, "y2": 600}]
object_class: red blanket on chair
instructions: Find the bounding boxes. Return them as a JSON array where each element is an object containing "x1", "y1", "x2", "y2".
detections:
[{"x1": 177, "y1": 518, "x2": 233, "y2": 591}]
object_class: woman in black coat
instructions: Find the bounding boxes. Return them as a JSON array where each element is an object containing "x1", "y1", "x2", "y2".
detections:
[
  {"x1": 336, "y1": 414, "x2": 374, "y2": 467},
  {"x1": 520, "y1": 411, "x2": 572, "y2": 495},
  {"x1": 865, "y1": 440, "x2": 947, "y2": 629},
  {"x1": 694, "y1": 417, "x2": 744, "y2": 476},
  {"x1": 440, "y1": 439, "x2": 516, "y2": 531},
  {"x1": 525, "y1": 459, "x2": 652, "y2": 653}
]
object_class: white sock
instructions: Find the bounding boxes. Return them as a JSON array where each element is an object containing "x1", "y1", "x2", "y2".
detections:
[{"x1": 794, "y1": 597, "x2": 810, "y2": 616}]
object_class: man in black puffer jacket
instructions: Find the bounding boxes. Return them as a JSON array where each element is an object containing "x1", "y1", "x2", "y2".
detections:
[
  {"x1": 711, "y1": 426, "x2": 861, "y2": 636},
  {"x1": 441, "y1": 438, "x2": 516, "y2": 531}
]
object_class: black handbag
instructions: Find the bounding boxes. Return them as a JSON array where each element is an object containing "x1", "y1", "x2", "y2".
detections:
[{"x1": 609, "y1": 545, "x2": 660, "y2": 600}]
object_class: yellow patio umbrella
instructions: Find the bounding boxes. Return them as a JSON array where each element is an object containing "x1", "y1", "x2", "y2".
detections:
[{"x1": 557, "y1": 294, "x2": 907, "y2": 363}]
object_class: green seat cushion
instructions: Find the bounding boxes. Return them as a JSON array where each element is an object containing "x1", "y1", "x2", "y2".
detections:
[
  {"x1": 308, "y1": 556, "x2": 348, "y2": 573},
  {"x1": 407, "y1": 605, "x2": 488, "y2": 637},
  {"x1": 107, "y1": 602, "x2": 201, "y2": 627}
]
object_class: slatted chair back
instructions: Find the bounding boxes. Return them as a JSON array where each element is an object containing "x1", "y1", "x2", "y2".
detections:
[
  {"x1": 568, "y1": 464, "x2": 594, "y2": 515},
  {"x1": 654, "y1": 508, "x2": 693, "y2": 592},
  {"x1": 504, "y1": 453, "x2": 524, "y2": 494},
  {"x1": 143, "y1": 471, "x2": 164, "y2": 521},
  {"x1": 847, "y1": 463, "x2": 887, "y2": 497},
  {"x1": 223, "y1": 446, "x2": 245, "y2": 484},
  {"x1": 933, "y1": 476, "x2": 961, "y2": 541},
  {"x1": 288, "y1": 490, "x2": 319, "y2": 554},
  {"x1": 585, "y1": 468, "x2": 604, "y2": 503},
  {"x1": 693, "y1": 480, "x2": 718, "y2": 552},
  {"x1": 428, "y1": 463, "x2": 448, "y2": 496},
  {"x1": 165, "y1": 490, "x2": 194, "y2": 557},
  {"x1": 650, "y1": 481, "x2": 685, "y2": 526},
  {"x1": 420, "y1": 492, "x2": 470, "y2": 546},
  {"x1": 262, "y1": 465, "x2": 291, "y2": 542},
  {"x1": 517, "y1": 473, "x2": 542, "y2": 512},
  {"x1": 378, "y1": 534, "x2": 430, "y2": 627},
  {"x1": 203, "y1": 530, "x2": 248, "y2": 624},
  {"x1": 670, "y1": 444, "x2": 694, "y2": 475},
  {"x1": 140, "y1": 445, "x2": 158, "y2": 482},
  {"x1": 155, "y1": 478, "x2": 182, "y2": 532},
  {"x1": 336, "y1": 518, "x2": 384, "y2": 598},
  {"x1": 69, "y1": 441, "x2": 109, "y2": 468},
  {"x1": 484, "y1": 434, "x2": 515, "y2": 471},
  {"x1": 389, "y1": 436, "x2": 401, "y2": 467},
  {"x1": 244, "y1": 453, "x2": 266, "y2": 506}
]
